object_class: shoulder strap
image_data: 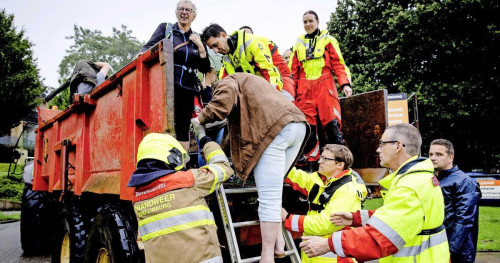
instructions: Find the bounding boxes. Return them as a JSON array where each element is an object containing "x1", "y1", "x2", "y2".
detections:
[
  {"x1": 308, "y1": 175, "x2": 353, "y2": 212},
  {"x1": 165, "y1": 23, "x2": 174, "y2": 39}
]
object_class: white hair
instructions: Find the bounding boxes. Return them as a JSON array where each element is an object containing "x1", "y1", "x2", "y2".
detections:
[{"x1": 176, "y1": 0, "x2": 197, "y2": 17}]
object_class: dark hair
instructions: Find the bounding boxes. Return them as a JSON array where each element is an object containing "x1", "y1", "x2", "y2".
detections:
[
  {"x1": 303, "y1": 10, "x2": 319, "y2": 21},
  {"x1": 323, "y1": 144, "x2": 354, "y2": 170},
  {"x1": 201, "y1": 23, "x2": 226, "y2": 43},
  {"x1": 430, "y1": 139, "x2": 455, "y2": 156},
  {"x1": 239, "y1": 25, "x2": 253, "y2": 33}
]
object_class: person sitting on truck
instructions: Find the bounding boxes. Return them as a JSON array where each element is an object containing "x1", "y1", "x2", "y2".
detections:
[
  {"x1": 139, "y1": 0, "x2": 211, "y2": 152},
  {"x1": 281, "y1": 144, "x2": 367, "y2": 262},
  {"x1": 127, "y1": 132, "x2": 233, "y2": 263},
  {"x1": 201, "y1": 23, "x2": 296, "y2": 103},
  {"x1": 300, "y1": 124, "x2": 450, "y2": 263},
  {"x1": 69, "y1": 60, "x2": 110, "y2": 97},
  {"x1": 429, "y1": 139, "x2": 481, "y2": 263},
  {"x1": 191, "y1": 73, "x2": 307, "y2": 263}
]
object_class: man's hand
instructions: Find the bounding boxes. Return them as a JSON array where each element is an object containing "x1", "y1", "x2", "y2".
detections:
[
  {"x1": 343, "y1": 85, "x2": 353, "y2": 98},
  {"x1": 191, "y1": 118, "x2": 206, "y2": 140},
  {"x1": 330, "y1": 212, "x2": 353, "y2": 226},
  {"x1": 281, "y1": 208, "x2": 288, "y2": 222},
  {"x1": 299, "y1": 236, "x2": 331, "y2": 257}
]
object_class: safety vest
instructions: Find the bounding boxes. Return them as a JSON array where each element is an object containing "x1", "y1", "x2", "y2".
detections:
[
  {"x1": 375, "y1": 156, "x2": 449, "y2": 262},
  {"x1": 292, "y1": 30, "x2": 351, "y2": 81},
  {"x1": 220, "y1": 30, "x2": 284, "y2": 90},
  {"x1": 285, "y1": 168, "x2": 366, "y2": 263}
]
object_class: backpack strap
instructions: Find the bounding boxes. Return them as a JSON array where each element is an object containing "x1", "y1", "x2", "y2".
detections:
[
  {"x1": 164, "y1": 22, "x2": 174, "y2": 40},
  {"x1": 308, "y1": 174, "x2": 353, "y2": 212}
]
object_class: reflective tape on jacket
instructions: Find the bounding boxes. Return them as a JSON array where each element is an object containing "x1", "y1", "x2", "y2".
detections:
[
  {"x1": 206, "y1": 149, "x2": 228, "y2": 164},
  {"x1": 360, "y1": 210, "x2": 370, "y2": 226},
  {"x1": 393, "y1": 230, "x2": 448, "y2": 257},
  {"x1": 202, "y1": 164, "x2": 227, "y2": 193},
  {"x1": 368, "y1": 215, "x2": 406, "y2": 249},
  {"x1": 138, "y1": 205, "x2": 215, "y2": 241}
]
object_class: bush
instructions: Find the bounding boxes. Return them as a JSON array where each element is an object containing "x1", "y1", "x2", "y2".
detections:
[{"x1": 0, "y1": 177, "x2": 24, "y2": 201}]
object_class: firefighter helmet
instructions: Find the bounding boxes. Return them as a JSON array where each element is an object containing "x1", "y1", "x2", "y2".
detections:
[{"x1": 136, "y1": 133, "x2": 189, "y2": 170}]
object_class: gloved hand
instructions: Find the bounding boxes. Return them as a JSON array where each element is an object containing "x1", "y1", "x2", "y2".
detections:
[
  {"x1": 205, "y1": 118, "x2": 228, "y2": 131},
  {"x1": 191, "y1": 117, "x2": 206, "y2": 140}
]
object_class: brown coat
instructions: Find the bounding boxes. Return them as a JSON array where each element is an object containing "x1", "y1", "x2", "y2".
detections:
[{"x1": 198, "y1": 73, "x2": 307, "y2": 180}]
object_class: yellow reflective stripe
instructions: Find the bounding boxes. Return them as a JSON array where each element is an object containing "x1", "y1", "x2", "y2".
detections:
[
  {"x1": 142, "y1": 219, "x2": 215, "y2": 241},
  {"x1": 139, "y1": 209, "x2": 214, "y2": 237},
  {"x1": 206, "y1": 149, "x2": 228, "y2": 164},
  {"x1": 138, "y1": 205, "x2": 208, "y2": 227},
  {"x1": 202, "y1": 164, "x2": 227, "y2": 193}
]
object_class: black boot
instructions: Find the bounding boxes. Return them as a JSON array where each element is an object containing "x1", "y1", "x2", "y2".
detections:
[{"x1": 324, "y1": 119, "x2": 345, "y2": 145}]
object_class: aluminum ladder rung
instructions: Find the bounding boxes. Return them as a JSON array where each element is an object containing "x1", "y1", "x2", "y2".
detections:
[
  {"x1": 224, "y1": 187, "x2": 257, "y2": 194},
  {"x1": 216, "y1": 185, "x2": 301, "y2": 263},
  {"x1": 233, "y1": 220, "x2": 259, "y2": 228}
]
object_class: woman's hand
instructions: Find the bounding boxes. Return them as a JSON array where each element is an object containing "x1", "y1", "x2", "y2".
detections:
[{"x1": 189, "y1": 34, "x2": 204, "y2": 49}]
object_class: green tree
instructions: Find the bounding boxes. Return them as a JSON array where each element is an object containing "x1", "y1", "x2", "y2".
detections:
[
  {"x1": 329, "y1": 0, "x2": 500, "y2": 171},
  {"x1": 0, "y1": 9, "x2": 44, "y2": 135},
  {"x1": 49, "y1": 25, "x2": 144, "y2": 109}
]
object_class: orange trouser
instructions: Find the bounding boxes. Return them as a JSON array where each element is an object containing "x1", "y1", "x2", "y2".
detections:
[{"x1": 295, "y1": 72, "x2": 342, "y2": 128}]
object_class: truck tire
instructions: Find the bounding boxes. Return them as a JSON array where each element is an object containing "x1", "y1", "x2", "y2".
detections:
[
  {"x1": 52, "y1": 201, "x2": 87, "y2": 263},
  {"x1": 84, "y1": 203, "x2": 144, "y2": 263},
  {"x1": 20, "y1": 183, "x2": 55, "y2": 255}
]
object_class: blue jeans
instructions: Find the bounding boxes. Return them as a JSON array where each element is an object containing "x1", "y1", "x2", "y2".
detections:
[
  {"x1": 253, "y1": 122, "x2": 307, "y2": 222},
  {"x1": 196, "y1": 128, "x2": 224, "y2": 167}
]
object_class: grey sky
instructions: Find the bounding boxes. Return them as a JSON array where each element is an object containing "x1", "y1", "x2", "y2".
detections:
[{"x1": 2, "y1": 0, "x2": 338, "y2": 89}]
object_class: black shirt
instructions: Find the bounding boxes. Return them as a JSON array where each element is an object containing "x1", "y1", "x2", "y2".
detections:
[{"x1": 141, "y1": 22, "x2": 210, "y2": 92}]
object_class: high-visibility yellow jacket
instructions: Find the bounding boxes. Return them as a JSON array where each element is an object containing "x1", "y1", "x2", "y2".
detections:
[
  {"x1": 219, "y1": 30, "x2": 284, "y2": 90},
  {"x1": 289, "y1": 30, "x2": 351, "y2": 86},
  {"x1": 329, "y1": 156, "x2": 450, "y2": 263},
  {"x1": 132, "y1": 142, "x2": 233, "y2": 263},
  {"x1": 284, "y1": 168, "x2": 367, "y2": 263}
]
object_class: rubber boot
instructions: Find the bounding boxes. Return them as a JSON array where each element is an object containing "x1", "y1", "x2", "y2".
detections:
[{"x1": 324, "y1": 119, "x2": 345, "y2": 145}]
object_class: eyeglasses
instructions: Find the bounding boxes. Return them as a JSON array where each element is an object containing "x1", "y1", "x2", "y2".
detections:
[
  {"x1": 379, "y1": 140, "x2": 406, "y2": 148},
  {"x1": 318, "y1": 156, "x2": 343, "y2": 162},
  {"x1": 177, "y1": 7, "x2": 194, "y2": 13}
]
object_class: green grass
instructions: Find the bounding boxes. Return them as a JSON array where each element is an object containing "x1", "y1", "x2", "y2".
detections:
[
  {"x1": 362, "y1": 198, "x2": 500, "y2": 251},
  {"x1": 0, "y1": 211, "x2": 20, "y2": 222},
  {"x1": 0, "y1": 163, "x2": 24, "y2": 202},
  {"x1": 362, "y1": 198, "x2": 384, "y2": 210},
  {"x1": 478, "y1": 206, "x2": 500, "y2": 251}
]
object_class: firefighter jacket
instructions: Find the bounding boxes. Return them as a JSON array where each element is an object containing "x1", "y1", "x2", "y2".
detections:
[
  {"x1": 132, "y1": 142, "x2": 233, "y2": 263},
  {"x1": 329, "y1": 156, "x2": 450, "y2": 262},
  {"x1": 284, "y1": 168, "x2": 366, "y2": 263},
  {"x1": 289, "y1": 29, "x2": 351, "y2": 87},
  {"x1": 219, "y1": 30, "x2": 287, "y2": 91},
  {"x1": 438, "y1": 165, "x2": 481, "y2": 262}
]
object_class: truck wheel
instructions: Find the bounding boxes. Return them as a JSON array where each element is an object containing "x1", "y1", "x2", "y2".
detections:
[
  {"x1": 52, "y1": 202, "x2": 87, "y2": 263},
  {"x1": 20, "y1": 183, "x2": 55, "y2": 255},
  {"x1": 84, "y1": 203, "x2": 144, "y2": 263}
]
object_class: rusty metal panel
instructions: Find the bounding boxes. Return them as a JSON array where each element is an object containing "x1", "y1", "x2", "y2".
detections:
[{"x1": 340, "y1": 89, "x2": 388, "y2": 170}]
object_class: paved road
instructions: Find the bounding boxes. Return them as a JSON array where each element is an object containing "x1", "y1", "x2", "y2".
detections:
[
  {"x1": 1, "y1": 220, "x2": 499, "y2": 262},
  {"x1": 0, "y1": 221, "x2": 50, "y2": 263}
]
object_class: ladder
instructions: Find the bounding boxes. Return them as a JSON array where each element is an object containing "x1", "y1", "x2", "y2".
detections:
[{"x1": 216, "y1": 185, "x2": 302, "y2": 263}]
